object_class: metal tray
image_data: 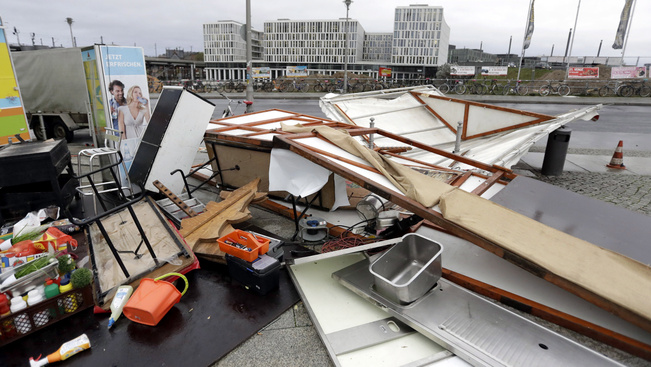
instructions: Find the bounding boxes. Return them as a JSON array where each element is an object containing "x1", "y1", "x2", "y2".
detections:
[
  {"x1": 369, "y1": 233, "x2": 442, "y2": 304},
  {"x1": 0, "y1": 259, "x2": 59, "y2": 295}
]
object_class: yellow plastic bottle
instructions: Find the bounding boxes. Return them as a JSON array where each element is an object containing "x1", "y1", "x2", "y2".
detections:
[{"x1": 29, "y1": 334, "x2": 91, "y2": 366}]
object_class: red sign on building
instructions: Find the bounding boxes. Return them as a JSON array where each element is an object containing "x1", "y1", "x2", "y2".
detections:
[{"x1": 379, "y1": 67, "x2": 392, "y2": 77}]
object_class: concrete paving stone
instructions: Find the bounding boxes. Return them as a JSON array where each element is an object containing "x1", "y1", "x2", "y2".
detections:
[
  {"x1": 262, "y1": 308, "x2": 297, "y2": 331},
  {"x1": 292, "y1": 301, "x2": 313, "y2": 328},
  {"x1": 532, "y1": 171, "x2": 651, "y2": 217},
  {"x1": 519, "y1": 152, "x2": 651, "y2": 175},
  {"x1": 212, "y1": 326, "x2": 334, "y2": 367}
]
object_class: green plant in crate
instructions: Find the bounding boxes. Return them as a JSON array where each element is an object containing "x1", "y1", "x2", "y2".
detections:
[
  {"x1": 57, "y1": 254, "x2": 76, "y2": 274},
  {"x1": 71, "y1": 268, "x2": 92, "y2": 289}
]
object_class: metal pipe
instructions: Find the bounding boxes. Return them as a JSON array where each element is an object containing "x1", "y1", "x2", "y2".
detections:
[
  {"x1": 343, "y1": 0, "x2": 352, "y2": 94},
  {"x1": 245, "y1": 0, "x2": 254, "y2": 112},
  {"x1": 565, "y1": 0, "x2": 582, "y2": 77},
  {"x1": 368, "y1": 117, "x2": 375, "y2": 149},
  {"x1": 454, "y1": 121, "x2": 463, "y2": 154},
  {"x1": 516, "y1": 0, "x2": 534, "y2": 83},
  {"x1": 620, "y1": 0, "x2": 637, "y2": 66}
]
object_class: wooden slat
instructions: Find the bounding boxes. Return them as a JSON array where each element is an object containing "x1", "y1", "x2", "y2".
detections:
[{"x1": 153, "y1": 180, "x2": 197, "y2": 217}]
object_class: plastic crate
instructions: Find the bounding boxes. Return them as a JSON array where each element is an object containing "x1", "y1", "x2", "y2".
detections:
[
  {"x1": 217, "y1": 230, "x2": 270, "y2": 262},
  {"x1": 0, "y1": 284, "x2": 93, "y2": 346}
]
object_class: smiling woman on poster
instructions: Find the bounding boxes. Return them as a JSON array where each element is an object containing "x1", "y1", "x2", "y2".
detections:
[{"x1": 118, "y1": 85, "x2": 150, "y2": 139}]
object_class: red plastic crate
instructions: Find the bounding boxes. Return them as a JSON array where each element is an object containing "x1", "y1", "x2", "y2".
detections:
[{"x1": 217, "y1": 230, "x2": 269, "y2": 262}]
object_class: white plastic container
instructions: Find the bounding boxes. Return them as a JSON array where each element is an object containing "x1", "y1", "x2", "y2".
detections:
[
  {"x1": 27, "y1": 290, "x2": 49, "y2": 327},
  {"x1": 108, "y1": 285, "x2": 133, "y2": 329},
  {"x1": 10, "y1": 296, "x2": 32, "y2": 334}
]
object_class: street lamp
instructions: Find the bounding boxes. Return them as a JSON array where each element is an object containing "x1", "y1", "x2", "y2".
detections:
[
  {"x1": 66, "y1": 17, "x2": 76, "y2": 47},
  {"x1": 343, "y1": 0, "x2": 352, "y2": 94}
]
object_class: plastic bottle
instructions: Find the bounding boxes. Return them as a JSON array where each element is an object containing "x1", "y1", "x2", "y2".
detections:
[
  {"x1": 44, "y1": 279, "x2": 61, "y2": 318},
  {"x1": 58, "y1": 278, "x2": 78, "y2": 313},
  {"x1": 44, "y1": 279, "x2": 60, "y2": 298},
  {"x1": 108, "y1": 285, "x2": 133, "y2": 329},
  {"x1": 29, "y1": 333, "x2": 91, "y2": 366},
  {"x1": 10, "y1": 296, "x2": 32, "y2": 334},
  {"x1": 27, "y1": 290, "x2": 49, "y2": 327},
  {"x1": 0, "y1": 293, "x2": 17, "y2": 338}
]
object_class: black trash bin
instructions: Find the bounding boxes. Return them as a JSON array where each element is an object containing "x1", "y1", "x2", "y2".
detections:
[{"x1": 541, "y1": 127, "x2": 571, "y2": 176}]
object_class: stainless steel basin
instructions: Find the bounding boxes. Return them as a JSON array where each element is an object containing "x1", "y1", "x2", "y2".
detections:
[{"x1": 369, "y1": 233, "x2": 442, "y2": 304}]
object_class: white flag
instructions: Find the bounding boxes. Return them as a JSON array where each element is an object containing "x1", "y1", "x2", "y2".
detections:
[
  {"x1": 613, "y1": 0, "x2": 634, "y2": 49},
  {"x1": 523, "y1": 0, "x2": 535, "y2": 50}
]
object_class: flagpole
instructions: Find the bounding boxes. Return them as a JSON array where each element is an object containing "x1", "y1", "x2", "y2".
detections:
[
  {"x1": 565, "y1": 0, "x2": 582, "y2": 78},
  {"x1": 620, "y1": 0, "x2": 637, "y2": 66},
  {"x1": 516, "y1": 0, "x2": 534, "y2": 82}
]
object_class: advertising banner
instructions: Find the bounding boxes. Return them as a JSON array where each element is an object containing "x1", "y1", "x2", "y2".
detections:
[
  {"x1": 611, "y1": 66, "x2": 647, "y2": 79},
  {"x1": 81, "y1": 47, "x2": 107, "y2": 146},
  {"x1": 523, "y1": 0, "x2": 536, "y2": 49},
  {"x1": 286, "y1": 66, "x2": 308, "y2": 77},
  {"x1": 252, "y1": 67, "x2": 271, "y2": 79},
  {"x1": 379, "y1": 67, "x2": 392, "y2": 77},
  {"x1": 568, "y1": 67, "x2": 599, "y2": 79},
  {"x1": 613, "y1": 0, "x2": 634, "y2": 49},
  {"x1": 480, "y1": 66, "x2": 508, "y2": 76},
  {"x1": 0, "y1": 17, "x2": 30, "y2": 145},
  {"x1": 96, "y1": 46, "x2": 149, "y2": 185},
  {"x1": 450, "y1": 66, "x2": 476, "y2": 76}
]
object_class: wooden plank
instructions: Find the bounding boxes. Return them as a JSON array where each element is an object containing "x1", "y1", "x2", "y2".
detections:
[{"x1": 153, "y1": 180, "x2": 197, "y2": 217}]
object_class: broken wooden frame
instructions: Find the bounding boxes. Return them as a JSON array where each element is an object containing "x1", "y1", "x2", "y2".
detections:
[
  {"x1": 204, "y1": 109, "x2": 364, "y2": 226},
  {"x1": 271, "y1": 125, "x2": 651, "y2": 358},
  {"x1": 320, "y1": 87, "x2": 601, "y2": 169}
]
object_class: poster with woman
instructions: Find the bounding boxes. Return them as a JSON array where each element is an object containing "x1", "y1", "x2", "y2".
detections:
[{"x1": 98, "y1": 46, "x2": 149, "y2": 186}]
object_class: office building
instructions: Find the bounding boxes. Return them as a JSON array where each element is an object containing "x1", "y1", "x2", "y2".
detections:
[
  {"x1": 202, "y1": 4, "x2": 451, "y2": 80},
  {"x1": 203, "y1": 21, "x2": 263, "y2": 80}
]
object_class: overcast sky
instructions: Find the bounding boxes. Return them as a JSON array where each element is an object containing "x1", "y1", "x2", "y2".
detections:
[{"x1": 2, "y1": 1, "x2": 649, "y2": 65}]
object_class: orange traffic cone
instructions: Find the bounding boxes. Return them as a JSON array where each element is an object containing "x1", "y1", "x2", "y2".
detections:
[{"x1": 606, "y1": 140, "x2": 626, "y2": 169}]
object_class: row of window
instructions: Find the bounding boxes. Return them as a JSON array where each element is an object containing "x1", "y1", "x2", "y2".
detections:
[
  {"x1": 393, "y1": 30, "x2": 442, "y2": 40},
  {"x1": 264, "y1": 40, "x2": 357, "y2": 49},
  {"x1": 394, "y1": 7, "x2": 443, "y2": 23},
  {"x1": 265, "y1": 32, "x2": 358, "y2": 41},
  {"x1": 266, "y1": 48, "x2": 355, "y2": 56},
  {"x1": 392, "y1": 55, "x2": 439, "y2": 65},
  {"x1": 267, "y1": 55, "x2": 356, "y2": 63},
  {"x1": 394, "y1": 21, "x2": 442, "y2": 31},
  {"x1": 264, "y1": 21, "x2": 359, "y2": 35},
  {"x1": 392, "y1": 47, "x2": 439, "y2": 57}
]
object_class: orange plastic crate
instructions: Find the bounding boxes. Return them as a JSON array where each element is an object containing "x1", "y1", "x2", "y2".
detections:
[{"x1": 217, "y1": 230, "x2": 269, "y2": 262}]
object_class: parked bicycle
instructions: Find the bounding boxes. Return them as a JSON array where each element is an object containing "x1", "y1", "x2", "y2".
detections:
[
  {"x1": 502, "y1": 80, "x2": 529, "y2": 96},
  {"x1": 598, "y1": 81, "x2": 628, "y2": 97},
  {"x1": 452, "y1": 80, "x2": 467, "y2": 95},
  {"x1": 466, "y1": 79, "x2": 487, "y2": 95},
  {"x1": 312, "y1": 79, "x2": 328, "y2": 93},
  {"x1": 183, "y1": 80, "x2": 212, "y2": 93},
  {"x1": 223, "y1": 80, "x2": 246, "y2": 93},
  {"x1": 618, "y1": 80, "x2": 651, "y2": 97},
  {"x1": 219, "y1": 92, "x2": 253, "y2": 118},
  {"x1": 280, "y1": 79, "x2": 309, "y2": 93},
  {"x1": 577, "y1": 82, "x2": 599, "y2": 97},
  {"x1": 435, "y1": 79, "x2": 451, "y2": 93},
  {"x1": 487, "y1": 79, "x2": 503, "y2": 95},
  {"x1": 327, "y1": 79, "x2": 355, "y2": 93},
  {"x1": 538, "y1": 80, "x2": 571, "y2": 97}
]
